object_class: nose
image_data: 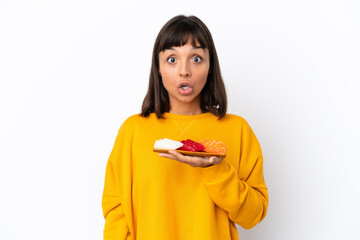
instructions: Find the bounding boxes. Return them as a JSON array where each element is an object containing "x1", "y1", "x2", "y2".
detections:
[{"x1": 178, "y1": 61, "x2": 191, "y2": 77}]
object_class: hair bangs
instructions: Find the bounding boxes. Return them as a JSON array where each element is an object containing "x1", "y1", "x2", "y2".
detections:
[{"x1": 158, "y1": 19, "x2": 210, "y2": 52}]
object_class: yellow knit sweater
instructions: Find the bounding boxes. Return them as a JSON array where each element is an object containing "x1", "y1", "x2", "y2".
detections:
[{"x1": 102, "y1": 112, "x2": 268, "y2": 240}]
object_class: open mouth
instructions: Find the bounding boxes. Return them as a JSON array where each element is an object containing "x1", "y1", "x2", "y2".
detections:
[
  {"x1": 178, "y1": 82, "x2": 192, "y2": 89},
  {"x1": 180, "y1": 83, "x2": 190, "y2": 90},
  {"x1": 177, "y1": 82, "x2": 193, "y2": 95}
]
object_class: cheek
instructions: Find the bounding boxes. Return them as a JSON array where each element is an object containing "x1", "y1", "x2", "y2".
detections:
[
  {"x1": 159, "y1": 63, "x2": 175, "y2": 79},
  {"x1": 159, "y1": 69, "x2": 175, "y2": 92},
  {"x1": 160, "y1": 71, "x2": 171, "y2": 87},
  {"x1": 194, "y1": 66, "x2": 210, "y2": 85}
]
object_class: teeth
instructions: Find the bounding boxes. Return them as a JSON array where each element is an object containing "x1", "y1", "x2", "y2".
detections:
[{"x1": 180, "y1": 83, "x2": 190, "y2": 90}]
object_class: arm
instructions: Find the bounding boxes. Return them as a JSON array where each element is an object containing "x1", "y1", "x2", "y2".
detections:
[
  {"x1": 102, "y1": 123, "x2": 132, "y2": 239},
  {"x1": 102, "y1": 161, "x2": 131, "y2": 239},
  {"x1": 201, "y1": 121, "x2": 268, "y2": 229}
]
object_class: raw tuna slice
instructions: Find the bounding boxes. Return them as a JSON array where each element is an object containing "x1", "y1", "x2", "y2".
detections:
[{"x1": 178, "y1": 139, "x2": 205, "y2": 152}]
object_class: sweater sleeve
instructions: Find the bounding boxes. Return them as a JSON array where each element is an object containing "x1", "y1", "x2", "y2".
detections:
[
  {"x1": 201, "y1": 120, "x2": 268, "y2": 229},
  {"x1": 102, "y1": 123, "x2": 132, "y2": 240}
]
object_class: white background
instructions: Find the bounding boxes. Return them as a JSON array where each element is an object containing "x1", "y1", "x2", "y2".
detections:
[{"x1": 1, "y1": 0, "x2": 359, "y2": 239}]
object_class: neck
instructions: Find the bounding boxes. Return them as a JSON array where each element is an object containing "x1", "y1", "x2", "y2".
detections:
[
  {"x1": 169, "y1": 99, "x2": 203, "y2": 115},
  {"x1": 169, "y1": 107, "x2": 203, "y2": 115}
]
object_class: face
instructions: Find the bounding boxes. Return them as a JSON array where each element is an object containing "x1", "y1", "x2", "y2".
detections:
[{"x1": 158, "y1": 41, "x2": 210, "y2": 113}]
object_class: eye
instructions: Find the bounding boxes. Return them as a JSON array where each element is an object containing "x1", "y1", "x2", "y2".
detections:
[
  {"x1": 192, "y1": 56, "x2": 202, "y2": 63},
  {"x1": 167, "y1": 57, "x2": 176, "y2": 63}
]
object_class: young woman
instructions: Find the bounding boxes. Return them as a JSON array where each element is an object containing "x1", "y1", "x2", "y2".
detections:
[{"x1": 102, "y1": 15, "x2": 268, "y2": 240}]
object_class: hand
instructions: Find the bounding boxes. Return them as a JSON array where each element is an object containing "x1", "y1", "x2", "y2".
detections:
[{"x1": 158, "y1": 149, "x2": 223, "y2": 168}]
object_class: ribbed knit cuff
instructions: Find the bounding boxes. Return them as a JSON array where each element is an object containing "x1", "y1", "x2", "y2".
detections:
[{"x1": 201, "y1": 159, "x2": 230, "y2": 182}]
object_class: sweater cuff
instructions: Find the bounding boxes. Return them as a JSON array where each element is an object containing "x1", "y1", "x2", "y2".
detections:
[{"x1": 201, "y1": 159, "x2": 230, "y2": 182}]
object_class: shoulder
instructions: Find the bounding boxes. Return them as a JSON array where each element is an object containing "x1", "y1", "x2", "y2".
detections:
[
  {"x1": 123, "y1": 113, "x2": 143, "y2": 124},
  {"x1": 120, "y1": 113, "x2": 156, "y2": 130},
  {"x1": 201, "y1": 113, "x2": 252, "y2": 135},
  {"x1": 220, "y1": 113, "x2": 250, "y2": 126},
  {"x1": 217, "y1": 113, "x2": 256, "y2": 135},
  {"x1": 224, "y1": 114, "x2": 261, "y2": 143}
]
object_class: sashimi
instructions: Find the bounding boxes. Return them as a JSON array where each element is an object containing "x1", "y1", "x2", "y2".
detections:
[
  {"x1": 154, "y1": 138, "x2": 183, "y2": 150},
  {"x1": 153, "y1": 138, "x2": 226, "y2": 157},
  {"x1": 198, "y1": 139, "x2": 227, "y2": 155},
  {"x1": 178, "y1": 139, "x2": 205, "y2": 152}
]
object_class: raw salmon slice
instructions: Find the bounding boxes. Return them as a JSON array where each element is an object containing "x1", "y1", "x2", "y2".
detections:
[{"x1": 198, "y1": 139, "x2": 227, "y2": 155}]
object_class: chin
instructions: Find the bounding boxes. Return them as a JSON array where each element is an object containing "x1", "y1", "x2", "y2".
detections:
[{"x1": 178, "y1": 95, "x2": 197, "y2": 103}]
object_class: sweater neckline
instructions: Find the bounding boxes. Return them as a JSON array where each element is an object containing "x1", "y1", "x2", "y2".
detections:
[{"x1": 162, "y1": 112, "x2": 213, "y2": 120}]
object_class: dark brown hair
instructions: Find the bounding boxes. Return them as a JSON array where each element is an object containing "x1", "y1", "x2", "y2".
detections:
[{"x1": 140, "y1": 15, "x2": 227, "y2": 119}]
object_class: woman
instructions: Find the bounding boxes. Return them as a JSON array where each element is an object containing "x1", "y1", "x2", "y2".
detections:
[{"x1": 102, "y1": 15, "x2": 268, "y2": 240}]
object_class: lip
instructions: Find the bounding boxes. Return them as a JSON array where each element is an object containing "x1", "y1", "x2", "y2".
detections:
[
  {"x1": 177, "y1": 81, "x2": 193, "y2": 95},
  {"x1": 177, "y1": 81, "x2": 193, "y2": 88}
]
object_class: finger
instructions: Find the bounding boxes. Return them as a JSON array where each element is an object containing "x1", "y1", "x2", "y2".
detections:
[
  {"x1": 158, "y1": 153, "x2": 176, "y2": 160},
  {"x1": 209, "y1": 156, "x2": 222, "y2": 164},
  {"x1": 168, "y1": 150, "x2": 205, "y2": 164},
  {"x1": 168, "y1": 150, "x2": 187, "y2": 162},
  {"x1": 159, "y1": 151, "x2": 193, "y2": 164},
  {"x1": 168, "y1": 149, "x2": 178, "y2": 155},
  {"x1": 166, "y1": 150, "x2": 219, "y2": 167}
]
